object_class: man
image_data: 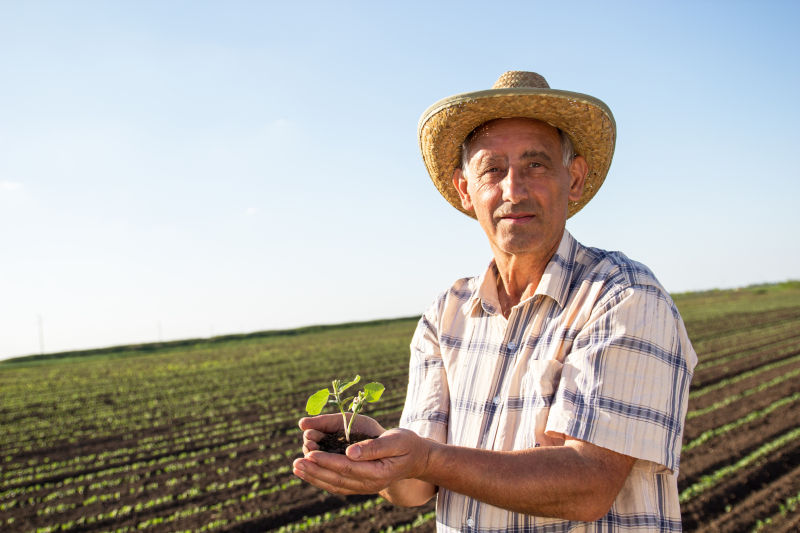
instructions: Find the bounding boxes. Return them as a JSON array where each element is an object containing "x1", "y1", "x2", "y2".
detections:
[{"x1": 293, "y1": 71, "x2": 697, "y2": 532}]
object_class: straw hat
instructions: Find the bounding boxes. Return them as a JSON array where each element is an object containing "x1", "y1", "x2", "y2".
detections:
[{"x1": 418, "y1": 71, "x2": 616, "y2": 218}]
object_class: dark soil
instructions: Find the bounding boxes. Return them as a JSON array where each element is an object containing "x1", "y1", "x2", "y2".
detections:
[
  {"x1": 695, "y1": 463, "x2": 800, "y2": 533},
  {"x1": 318, "y1": 430, "x2": 375, "y2": 454},
  {"x1": 680, "y1": 436, "x2": 800, "y2": 532},
  {"x1": 4, "y1": 304, "x2": 800, "y2": 533},
  {"x1": 677, "y1": 353, "x2": 800, "y2": 532}
]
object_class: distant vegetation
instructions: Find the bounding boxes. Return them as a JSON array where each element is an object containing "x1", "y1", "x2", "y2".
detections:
[{"x1": 1, "y1": 316, "x2": 418, "y2": 367}]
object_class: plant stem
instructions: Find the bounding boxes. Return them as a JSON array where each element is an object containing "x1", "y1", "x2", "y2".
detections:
[
  {"x1": 341, "y1": 409, "x2": 351, "y2": 442},
  {"x1": 333, "y1": 380, "x2": 351, "y2": 442},
  {"x1": 346, "y1": 411, "x2": 356, "y2": 442}
]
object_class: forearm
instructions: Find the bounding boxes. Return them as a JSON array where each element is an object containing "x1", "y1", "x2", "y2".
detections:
[
  {"x1": 419, "y1": 439, "x2": 633, "y2": 521},
  {"x1": 295, "y1": 425, "x2": 632, "y2": 521}
]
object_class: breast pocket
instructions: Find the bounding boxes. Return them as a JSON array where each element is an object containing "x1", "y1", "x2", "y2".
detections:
[{"x1": 518, "y1": 359, "x2": 564, "y2": 448}]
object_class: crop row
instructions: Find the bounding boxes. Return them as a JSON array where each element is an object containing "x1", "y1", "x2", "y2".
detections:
[
  {"x1": 1, "y1": 392, "x2": 406, "y2": 496},
  {"x1": 2, "y1": 364, "x2": 409, "y2": 459},
  {"x1": 1, "y1": 445, "x2": 296, "y2": 513},
  {"x1": 1, "y1": 411, "x2": 292, "y2": 484},
  {"x1": 15, "y1": 478, "x2": 302, "y2": 533},
  {"x1": 2, "y1": 358, "x2": 409, "y2": 456},
  {"x1": 687, "y1": 365, "x2": 800, "y2": 420},
  {"x1": 690, "y1": 316, "x2": 799, "y2": 361},
  {"x1": 689, "y1": 351, "x2": 800, "y2": 401},
  {"x1": 684, "y1": 305, "x2": 800, "y2": 344},
  {"x1": 5, "y1": 473, "x2": 302, "y2": 533},
  {"x1": 679, "y1": 425, "x2": 800, "y2": 503},
  {"x1": 3, "y1": 433, "x2": 271, "y2": 494},
  {"x1": 694, "y1": 325, "x2": 800, "y2": 371},
  {"x1": 265, "y1": 359, "x2": 800, "y2": 532},
  {"x1": 752, "y1": 490, "x2": 800, "y2": 533},
  {"x1": 0, "y1": 320, "x2": 419, "y2": 532},
  {"x1": 683, "y1": 392, "x2": 800, "y2": 452},
  {"x1": 269, "y1": 495, "x2": 437, "y2": 533},
  {"x1": 2, "y1": 286, "x2": 797, "y2": 532},
  {"x1": 271, "y1": 496, "x2": 385, "y2": 532}
]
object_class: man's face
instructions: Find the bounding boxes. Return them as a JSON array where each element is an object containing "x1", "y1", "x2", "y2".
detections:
[{"x1": 453, "y1": 118, "x2": 587, "y2": 260}]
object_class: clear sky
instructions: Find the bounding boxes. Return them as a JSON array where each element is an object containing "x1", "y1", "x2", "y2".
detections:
[{"x1": 1, "y1": 1, "x2": 798, "y2": 359}]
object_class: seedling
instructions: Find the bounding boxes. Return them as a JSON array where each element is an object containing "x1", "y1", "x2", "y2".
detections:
[{"x1": 305, "y1": 375, "x2": 384, "y2": 443}]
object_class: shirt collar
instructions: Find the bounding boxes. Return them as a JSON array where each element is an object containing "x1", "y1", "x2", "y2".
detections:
[
  {"x1": 467, "y1": 261, "x2": 502, "y2": 316},
  {"x1": 467, "y1": 229, "x2": 577, "y2": 316},
  {"x1": 533, "y1": 229, "x2": 577, "y2": 309}
]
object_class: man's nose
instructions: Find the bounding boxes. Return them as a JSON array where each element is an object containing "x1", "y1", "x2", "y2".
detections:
[{"x1": 502, "y1": 165, "x2": 528, "y2": 204}]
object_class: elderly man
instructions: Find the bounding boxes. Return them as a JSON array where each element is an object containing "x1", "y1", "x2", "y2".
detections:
[{"x1": 293, "y1": 71, "x2": 697, "y2": 532}]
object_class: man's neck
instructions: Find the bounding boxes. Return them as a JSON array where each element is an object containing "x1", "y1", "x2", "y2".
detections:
[{"x1": 492, "y1": 235, "x2": 562, "y2": 317}]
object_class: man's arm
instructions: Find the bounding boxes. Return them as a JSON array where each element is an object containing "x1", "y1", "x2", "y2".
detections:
[
  {"x1": 293, "y1": 424, "x2": 634, "y2": 522},
  {"x1": 420, "y1": 436, "x2": 634, "y2": 521}
]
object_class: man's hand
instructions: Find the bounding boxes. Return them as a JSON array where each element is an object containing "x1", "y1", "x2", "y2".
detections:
[
  {"x1": 298, "y1": 413, "x2": 386, "y2": 455},
  {"x1": 293, "y1": 416, "x2": 433, "y2": 497},
  {"x1": 294, "y1": 415, "x2": 633, "y2": 518}
]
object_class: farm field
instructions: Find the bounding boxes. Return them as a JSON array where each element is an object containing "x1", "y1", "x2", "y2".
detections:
[{"x1": 1, "y1": 281, "x2": 799, "y2": 532}]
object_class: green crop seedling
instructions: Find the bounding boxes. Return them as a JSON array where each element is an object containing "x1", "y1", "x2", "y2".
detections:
[{"x1": 305, "y1": 375, "x2": 384, "y2": 443}]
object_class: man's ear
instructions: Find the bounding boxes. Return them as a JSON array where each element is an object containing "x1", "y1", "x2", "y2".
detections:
[
  {"x1": 452, "y1": 168, "x2": 475, "y2": 213},
  {"x1": 567, "y1": 155, "x2": 588, "y2": 203}
]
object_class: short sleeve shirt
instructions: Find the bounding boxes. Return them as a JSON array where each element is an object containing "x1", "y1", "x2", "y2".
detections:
[{"x1": 399, "y1": 230, "x2": 697, "y2": 532}]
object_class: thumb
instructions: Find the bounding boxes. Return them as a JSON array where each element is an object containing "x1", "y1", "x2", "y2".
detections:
[
  {"x1": 345, "y1": 439, "x2": 370, "y2": 460},
  {"x1": 346, "y1": 428, "x2": 409, "y2": 461},
  {"x1": 346, "y1": 436, "x2": 387, "y2": 461}
]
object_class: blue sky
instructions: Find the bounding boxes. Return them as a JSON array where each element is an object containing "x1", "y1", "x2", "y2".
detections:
[{"x1": 1, "y1": 1, "x2": 798, "y2": 359}]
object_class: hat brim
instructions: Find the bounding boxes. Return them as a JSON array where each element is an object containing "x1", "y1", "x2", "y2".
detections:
[{"x1": 418, "y1": 87, "x2": 616, "y2": 218}]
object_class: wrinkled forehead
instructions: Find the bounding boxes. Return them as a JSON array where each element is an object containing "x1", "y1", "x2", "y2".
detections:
[{"x1": 462, "y1": 117, "x2": 561, "y2": 159}]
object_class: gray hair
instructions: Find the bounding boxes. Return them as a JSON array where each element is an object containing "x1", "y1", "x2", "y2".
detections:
[{"x1": 460, "y1": 124, "x2": 577, "y2": 176}]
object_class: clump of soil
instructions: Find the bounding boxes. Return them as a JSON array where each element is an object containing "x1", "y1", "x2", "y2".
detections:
[{"x1": 318, "y1": 430, "x2": 374, "y2": 455}]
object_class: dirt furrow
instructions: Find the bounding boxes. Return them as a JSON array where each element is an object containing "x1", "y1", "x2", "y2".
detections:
[
  {"x1": 679, "y1": 396, "x2": 800, "y2": 486},
  {"x1": 687, "y1": 358, "x2": 800, "y2": 412},
  {"x1": 695, "y1": 323, "x2": 800, "y2": 365},
  {"x1": 683, "y1": 372, "x2": 800, "y2": 443},
  {"x1": 681, "y1": 434, "x2": 800, "y2": 531},
  {"x1": 694, "y1": 463, "x2": 800, "y2": 532},
  {"x1": 692, "y1": 341, "x2": 800, "y2": 389},
  {"x1": 770, "y1": 510, "x2": 800, "y2": 533}
]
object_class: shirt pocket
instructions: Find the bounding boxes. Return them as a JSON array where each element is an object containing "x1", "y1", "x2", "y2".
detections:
[{"x1": 518, "y1": 359, "x2": 564, "y2": 448}]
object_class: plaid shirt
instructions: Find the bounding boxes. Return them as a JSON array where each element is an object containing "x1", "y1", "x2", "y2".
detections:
[{"x1": 400, "y1": 230, "x2": 697, "y2": 532}]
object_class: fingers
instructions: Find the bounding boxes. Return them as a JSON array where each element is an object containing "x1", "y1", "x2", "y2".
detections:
[
  {"x1": 298, "y1": 415, "x2": 387, "y2": 455},
  {"x1": 302, "y1": 429, "x2": 326, "y2": 454},
  {"x1": 295, "y1": 415, "x2": 398, "y2": 495},
  {"x1": 298, "y1": 414, "x2": 386, "y2": 435},
  {"x1": 350, "y1": 416, "x2": 386, "y2": 437},
  {"x1": 293, "y1": 452, "x2": 385, "y2": 495},
  {"x1": 347, "y1": 429, "x2": 432, "y2": 481},
  {"x1": 298, "y1": 414, "x2": 344, "y2": 433}
]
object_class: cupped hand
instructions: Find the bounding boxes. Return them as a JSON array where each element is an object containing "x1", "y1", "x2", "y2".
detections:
[
  {"x1": 293, "y1": 427, "x2": 433, "y2": 496},
  {"x1": 298, "y1": 414, "x2": 386, "y2": 454}
]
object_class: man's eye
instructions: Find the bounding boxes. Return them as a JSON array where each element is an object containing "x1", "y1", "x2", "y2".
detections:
[{"x1": 528, "y1": 162, "x2": 542, "y2": 168}]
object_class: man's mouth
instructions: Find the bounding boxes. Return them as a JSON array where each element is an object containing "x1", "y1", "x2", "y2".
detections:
[{"x1": 500, "y1": 213, "x2": 535, "y2": 223}]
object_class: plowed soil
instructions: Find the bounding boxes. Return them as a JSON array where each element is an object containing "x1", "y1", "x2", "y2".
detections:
[{"x1": 2, "y1": 287, "x2": 799, "y2": 532}]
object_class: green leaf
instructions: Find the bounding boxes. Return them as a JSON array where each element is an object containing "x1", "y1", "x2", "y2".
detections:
[
  {"x1": 338, "y1": 375, "x2": 361, "y2": 394},
  {"x1": 363, "y1": 382, "x2": 384, "y2": 402},
  {"x1": 305, "y1": 389, "x2": 330, "y2": 415}
]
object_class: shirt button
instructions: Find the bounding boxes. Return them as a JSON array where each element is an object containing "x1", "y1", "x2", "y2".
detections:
[
  {"x1": 507, "y1": 341, "x2": 517, "y2": 351},
  {"x1": 467, "y1": 518, "x2": 475, "y2": 527},
  {"x1": 493, "y1": 396, "x2": 501, "y2": 405}
]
